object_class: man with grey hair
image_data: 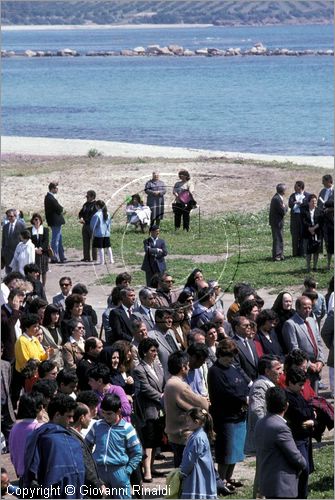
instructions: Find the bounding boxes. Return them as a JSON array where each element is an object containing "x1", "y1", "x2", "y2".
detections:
[
  {"x1": 269, "y1": 183, "x2": 288, "y2": 261},
  {"x1": 133, "y1": 287, "x2": 157, "y2": 331},
  {"x1": 108, "y1": 287, "x2": 136, "y2": 343},
  {"x1": 144, "y1": 171, "x2": 166, "y2": 226}
]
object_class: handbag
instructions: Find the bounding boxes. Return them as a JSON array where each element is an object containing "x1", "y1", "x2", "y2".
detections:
[
  {"x1": 47, "y1": 245, "x2": 54, "y2": 258},
  {"x1": 178, "y1": 190, "x2": 192, "y2": 204},
  {"x1": 308, "y1": 238, "x2": 321, "y2": 254}
]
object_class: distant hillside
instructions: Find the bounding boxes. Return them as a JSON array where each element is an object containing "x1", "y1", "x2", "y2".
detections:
[{"x1": 2, "y1": 0, "x2": 333, "y2": 26}]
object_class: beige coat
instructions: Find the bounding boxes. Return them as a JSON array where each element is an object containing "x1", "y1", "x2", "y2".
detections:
[{"x1": 163, "y1": 375, "x2": 209, "y2": 445}]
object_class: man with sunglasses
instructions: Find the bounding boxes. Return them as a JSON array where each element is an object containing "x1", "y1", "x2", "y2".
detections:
[
  {"x1": 155, "y1": 273, "x2": 179, "y2": 308},
  {"x1": 232, "y1": 315, "x2": 259, "y2": 382},
  {"x1": 52, "y1": 276, "x2": 72, "y2": 311}
]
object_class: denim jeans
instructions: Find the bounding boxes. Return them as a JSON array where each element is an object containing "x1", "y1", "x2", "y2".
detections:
[{"x1": 50, "y1": 225, "x2": 65, "y2": 261}]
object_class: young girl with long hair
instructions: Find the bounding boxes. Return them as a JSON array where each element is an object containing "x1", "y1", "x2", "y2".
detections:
[
  {"x1": 90, "y1": 200, "x2": 114, "y2": 265},
  {"x1": 180, "y1": 408, "x2": 217, "y2": 499}
]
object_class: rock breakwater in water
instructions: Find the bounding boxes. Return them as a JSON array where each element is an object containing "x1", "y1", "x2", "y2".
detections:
[{"x1": 2, "y1": 42, "x2": 334, "y2": 58}]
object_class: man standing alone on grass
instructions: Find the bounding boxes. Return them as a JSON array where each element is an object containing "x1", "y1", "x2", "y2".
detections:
[
  {"x1": 141, "y1": 225, "x2": 167, "y2": 286},
  {"x1": 269, "y1": 183, "x2": 288, "y2": 261},
  {"x1": 44, "y1": 182, "x2": 66, "y2": 263}
]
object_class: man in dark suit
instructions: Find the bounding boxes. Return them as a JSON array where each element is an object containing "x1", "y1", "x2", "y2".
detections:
[
  {"x1": 232, "y1": 315, "x2": 259, "y2": 381},
  {"x1": 1, "y1": 209, "x2": 26, "y2": 273},
  {"x1": 141, "y1": 225, "x2": 168, "y2": 286},
  {"x1": 1, "y1": 344, "x2": 16, "y2": 445},
  {"x1": 269, "y1": 183, "x2": 288, "y2": 261},
  {"x1": 108, "y1": 287, "x2": 137, "y2": 344},
  {"x1": 52, "y1": 276, "x2": 72, "y2": 311},
  {"x1": 254, "y1": 386, "x2": 307, "y2": 499},
  {"x1": 44, "y1": 182, "x2": 66, "y2": 263},
  {"x1": 133, "y1": 287, "x2": 157, "y2": 331}
]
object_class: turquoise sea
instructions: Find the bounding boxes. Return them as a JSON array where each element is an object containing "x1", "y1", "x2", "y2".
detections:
[{"x1": 2, "y1": 24, "x2": 333, "y2": 155}]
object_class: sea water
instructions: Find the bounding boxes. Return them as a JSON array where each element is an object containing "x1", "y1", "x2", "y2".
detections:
[{"x1": 2, "y1": 24, "x2": 333, "y2": 155}]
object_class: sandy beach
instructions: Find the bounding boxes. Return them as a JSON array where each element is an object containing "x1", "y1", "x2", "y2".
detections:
[{"x1": 2, "y1": 136, "x2": 333, "y2": 168}]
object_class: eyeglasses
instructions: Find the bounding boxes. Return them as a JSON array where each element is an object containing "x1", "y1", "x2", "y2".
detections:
[
  {"x1": 33, "y1": 218, "x2": 40, "y2": 221},
  {"x1": 75, "y1": 326, "x2": 85, "y2": 330},
  {"x1": 61, "y1": 283, "x2": 71, "y2": 287},
  {"x1": 164, "y1": 280, "x2": 174, "y2": 284}
]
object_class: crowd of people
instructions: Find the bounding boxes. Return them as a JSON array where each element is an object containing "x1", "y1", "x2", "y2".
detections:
[
  {"x1": 0, "y1": 171, "x2": 334, "y2": 500},
  {"x1": 269, "y1": 174, "x2": 334, "y2": 271}
]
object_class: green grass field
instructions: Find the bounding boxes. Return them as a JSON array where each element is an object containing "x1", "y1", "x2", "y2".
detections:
[{"x1": 62, "y1": 209, "x2": 332, "y2": 293}]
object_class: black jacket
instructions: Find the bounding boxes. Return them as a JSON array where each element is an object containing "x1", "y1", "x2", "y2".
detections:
[{"x1": 44, "y1": 192, "x2": 65, "y2": 226}]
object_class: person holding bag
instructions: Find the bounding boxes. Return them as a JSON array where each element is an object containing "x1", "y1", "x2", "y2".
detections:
[
  {"x1": 301, "y1": 194, "x2": 323, "y2": 272},
  {"x1": 173, "y1": 170, "x2": 196, "y2": 232}
]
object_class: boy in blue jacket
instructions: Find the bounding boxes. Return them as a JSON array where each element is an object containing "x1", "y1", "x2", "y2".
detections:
[{"x1": 85, "y1": 394, "x2": 142, "y2": 499}]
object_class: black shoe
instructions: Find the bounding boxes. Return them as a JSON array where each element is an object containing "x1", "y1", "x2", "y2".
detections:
[
  {"x1": 217, "y1": 484, "x2": 234, "y2": 496},
  {"x1": 228, "y1": 479, "x2": 243, "y2": 488},
  {"x1": 151, "y1": 470, "x2": 166, "y2": 477}
]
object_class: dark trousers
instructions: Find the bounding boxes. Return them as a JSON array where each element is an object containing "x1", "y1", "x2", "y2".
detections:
[
  {"x1": 296, "y1": 438, "x2": 311, "y2": 499},
  {"x1": 290, "y1": 213, "x2": 304, "y2": 256},
  {"x1": 174, "y1": 203, "x2": 191, "y2": 231},
  {"x1": 82, "y1": 224, "x2": 97, "y2": 261},
  {"x1": 10, "y1": 367, "x2": 24, "y2": 411},
  {"x1": 170, "y1": 442, "x2": 185, "y2": 467},
  {"x1": 1, "y1": 403, "x2": 15, "y2": 442},
  {"x1": 271, "y1": 223, "x2": 284, "y2": 259}
]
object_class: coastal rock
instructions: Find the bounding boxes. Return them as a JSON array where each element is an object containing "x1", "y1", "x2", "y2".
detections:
[
  {"x1": 183, "y1": 49, "x2": 195, "y2": 56},
  {"x1": 195, "y1": 48, "x2": 208, "y2": 56},
  {"x1": 146, "y1": 45, "x2": 161, "y2": 55},
  {"x1": 25, "y1": 49, "x2": 37, "y2": 57},
  {"x1": 120, "y1": 49, "x2": 136, "y2": 56},
  {"x1": 168, "y1": 44, "x2": 184, "y2": 55},
  {"x1": 208, "y1": 48, "x2": 225, "y2": 56},
  {"x1": 157, "y1": 46, "x2": 173, "y2": 55},
  {"x1": 1, "y1": 50, "x2": 16, "y2": 57},
  {"x1": 133, "y1": 46, "x2": 146, "y2": 55},
  {"x1": 57, "y1": 48, "x2": 78, "y2": 56}
]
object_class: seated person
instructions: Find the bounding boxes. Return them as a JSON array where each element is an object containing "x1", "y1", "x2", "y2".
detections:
[{"x1": 126, "y1": 194, "x2": 151, "y2": 232}]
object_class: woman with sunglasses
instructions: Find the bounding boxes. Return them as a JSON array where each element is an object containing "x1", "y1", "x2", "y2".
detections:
[
  {"x1": 62, "y1": 318, "x2": 86, "y2": 369},
  {"x1": 28, "y1": 213, "x2": 49, "y2": 288}
]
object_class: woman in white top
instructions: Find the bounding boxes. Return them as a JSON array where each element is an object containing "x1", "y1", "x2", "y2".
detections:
[
  {"x1": 172, "y1": 169, "x2": 196, "y2": 232},
  {"x1": 28, "y1": 213, "x2": 49, "y2": 287},
  {"x1": 9, "y1": 230, "x2": 35, "y2": 275}
]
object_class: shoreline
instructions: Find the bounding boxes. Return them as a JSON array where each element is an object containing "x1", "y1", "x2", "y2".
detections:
[
  {"x1": 1, "y1": 136, "x2": 333, "y2": 168},
  {"x1": 2, "y1": 23, "x2": 213, "y2": 31}
]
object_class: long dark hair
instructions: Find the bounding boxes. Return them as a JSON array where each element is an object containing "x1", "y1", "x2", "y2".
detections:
[
  {"x1": 96, "y1": 200, "x2": 108, "y2": 221},
  {"x1": 187, "y1": 407, "x2": 215, "y2": 443},
  {"x1": 185, "y1": 268, "x2": 203, "y2": 289},
  {"x1": 42, "y1": 304, "x2": 61, "y2": 327}
]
